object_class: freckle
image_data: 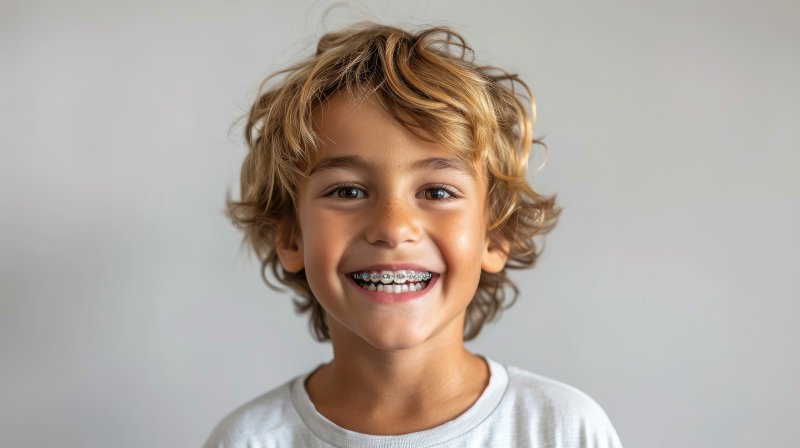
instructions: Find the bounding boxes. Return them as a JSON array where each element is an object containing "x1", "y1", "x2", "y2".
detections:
[{"x1": 384, "y1": 200, "x2": 397, "y2": 216}]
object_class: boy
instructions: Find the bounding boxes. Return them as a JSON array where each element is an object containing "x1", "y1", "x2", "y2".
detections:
[{"x1": 205, "y1": 22, "x2": 623, "y2": 447}]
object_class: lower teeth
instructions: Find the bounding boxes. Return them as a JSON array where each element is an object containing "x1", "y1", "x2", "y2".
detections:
[{"x1": 357, "y1": 281, "x2": 428, "y2": 293}]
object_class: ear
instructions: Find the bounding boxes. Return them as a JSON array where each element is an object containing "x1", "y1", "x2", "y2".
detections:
[
  {"x1": 275, "y1": 220, "x2": 305, "y2": 273},
  {"x1": 481, "y1": 231, "x2": 511, "y2": 273}
]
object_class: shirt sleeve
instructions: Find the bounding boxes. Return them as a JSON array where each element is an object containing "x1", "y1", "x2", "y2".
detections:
[{"x1": 563, "y1": 392, "x2": 624, "y2": 448}]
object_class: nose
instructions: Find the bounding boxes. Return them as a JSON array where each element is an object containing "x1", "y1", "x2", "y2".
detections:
[{"x1": 365, "y1": 196, "x2": 422, "y2": 248}]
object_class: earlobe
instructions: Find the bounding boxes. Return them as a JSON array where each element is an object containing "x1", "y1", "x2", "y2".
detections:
[
  {"x1": 481, "y1": 233, "x2": 511, "y2": 273},
  {"x1": 275, "y1": 223, "x2": 305, "y2": 273}
]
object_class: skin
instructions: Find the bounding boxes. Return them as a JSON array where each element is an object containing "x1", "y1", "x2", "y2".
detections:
[{"x1": 276, "y1": 91, "x2": 510, "y2": 435}]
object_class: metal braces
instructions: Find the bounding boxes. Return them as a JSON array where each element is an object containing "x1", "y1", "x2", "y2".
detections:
[{"x1": 352, "y1": 271, "x2": 432, "y2": 282}]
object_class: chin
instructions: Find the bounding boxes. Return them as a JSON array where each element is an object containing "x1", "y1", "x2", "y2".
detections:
[{"x1": 358, "y1": 325, "x2": 432, "y2": 352}]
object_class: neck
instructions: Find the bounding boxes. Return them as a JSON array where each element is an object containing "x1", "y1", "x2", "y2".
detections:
[{"x1": 304, "y1": 319, "x2": 490, "y2": 434}]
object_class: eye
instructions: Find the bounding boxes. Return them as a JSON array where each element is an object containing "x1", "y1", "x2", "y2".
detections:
[
  {"x1": 419, "y1": 185, "x2": 458, "y2": 201},
  {"x1": 326, "y1": 185, "x2": 367, "y2": 200}
]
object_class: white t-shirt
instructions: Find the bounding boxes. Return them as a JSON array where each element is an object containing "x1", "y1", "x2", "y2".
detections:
[{"x1": 203, "y1": 357, "x2": 623, "y2": 447}]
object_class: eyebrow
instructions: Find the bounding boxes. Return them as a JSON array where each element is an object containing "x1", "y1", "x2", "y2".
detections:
[{"x1": 308, "y1": 155, "x2": 474, "y2": 177}]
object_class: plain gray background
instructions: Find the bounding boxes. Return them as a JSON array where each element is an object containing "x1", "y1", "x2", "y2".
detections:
[{"x1": 1, "y1": 0, "x2": 798, "y2": 446}]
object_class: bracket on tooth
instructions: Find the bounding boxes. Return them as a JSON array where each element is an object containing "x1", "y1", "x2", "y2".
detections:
[{"x1": 352, "y1": 271, "x2": 432, "y2": 282}]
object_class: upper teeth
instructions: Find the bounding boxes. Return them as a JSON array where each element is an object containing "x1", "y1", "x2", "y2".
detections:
[{"x1": 352, "y1": 270, "x2": 432, "y2": 284}]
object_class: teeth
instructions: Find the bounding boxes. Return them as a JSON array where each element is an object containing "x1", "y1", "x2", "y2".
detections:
[
  {"x1": 355, "y1": 281, "x2": 429, "y2": 293},
  {"x1": 352, "y1": 270, "x2": 432, "y2": 284},
  {"x1": 351, "y1": 269, "x2": 434, "y2": 296}
]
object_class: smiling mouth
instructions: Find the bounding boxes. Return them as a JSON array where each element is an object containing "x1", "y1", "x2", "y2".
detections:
[{"x1": 347, "y1": 270, "x2": 435, "y2": 294}]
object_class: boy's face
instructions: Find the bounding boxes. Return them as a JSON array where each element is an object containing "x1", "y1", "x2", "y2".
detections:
[{"x1": 277, "y1": 92, "x2": 509, "y2": 351}]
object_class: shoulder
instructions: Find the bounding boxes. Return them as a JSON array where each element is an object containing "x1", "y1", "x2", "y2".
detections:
[
  {"x1": 498, "y1": 364, "x2": 624, "y2": 447},
  {"x1": 505, "y1": 365, "x2": 613, "y2": 421},
  {"x1": 202, "y1": 378, "x2": 307, "y2": 448}
]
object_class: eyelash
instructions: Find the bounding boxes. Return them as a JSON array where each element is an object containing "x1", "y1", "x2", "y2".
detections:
[
  {"x1": 324, "y1": 184, "x2": 367, "y2": 201},
  {"x1": 422, "y1": 184, "x2": 460, "y2": 201},
  {"x1": 323, "y1": 183, "x2": 460, "y2": 202}
]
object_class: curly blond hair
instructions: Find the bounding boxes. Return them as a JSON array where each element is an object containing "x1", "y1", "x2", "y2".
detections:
[{"x1": 226, "y1": 22, "x2": 560, "y2": 342}]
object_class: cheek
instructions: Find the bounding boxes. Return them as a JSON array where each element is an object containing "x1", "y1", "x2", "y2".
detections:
[
  {"x1": 299, "y1": 206, "x2": 350, "y2": 278},
  {"x1": 436, "y1": 212, "x2": 487, "y2": 264}
]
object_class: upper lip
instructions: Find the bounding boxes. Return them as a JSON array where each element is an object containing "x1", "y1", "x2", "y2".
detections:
[{"x1": 347, "y1": 264, "x2": 439, "y2": 274}]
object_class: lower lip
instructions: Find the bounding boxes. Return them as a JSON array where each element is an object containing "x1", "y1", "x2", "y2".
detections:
[{"x1": 346, "y1": 274, "x2": 439, "y2": 304}]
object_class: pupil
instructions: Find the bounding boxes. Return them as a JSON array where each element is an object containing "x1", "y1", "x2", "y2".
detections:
[
  {"x1": 429, "y1": 189, "x2": 446, "y2": 199},
  {"x1": 340, "y1": 187, "x2": 359, "y2": 198}
]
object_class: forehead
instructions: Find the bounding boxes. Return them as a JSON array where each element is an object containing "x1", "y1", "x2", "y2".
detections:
[{"x1": 308, "y1": 91, "x2": 480, "y2": 177}]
